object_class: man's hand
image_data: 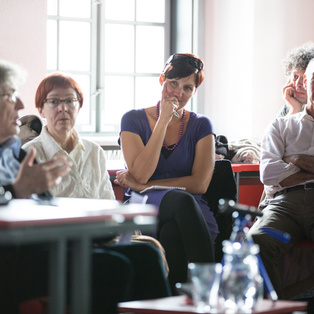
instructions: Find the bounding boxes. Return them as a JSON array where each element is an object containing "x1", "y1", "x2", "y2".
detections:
[
  {"x1": 283, "y1": 154, "x2": 314, "y2": 172},
  {"x1": 280, "y1": 154, "x2": 314, "y2": 187},
  {"x1": 12, "y1": 147, "x2": 72, "y2": 198},
  {"x1": 114, "y1": 169, "x2": 145, "y2": 192},
  {"x1": 282, "y1": 79, "x2": 304, "y2": 115},
  {"x1": 283, "y1": 154, "x2": 298, "y2": 165}
]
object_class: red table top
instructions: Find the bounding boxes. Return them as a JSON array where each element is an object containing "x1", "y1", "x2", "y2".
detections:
[{"x1": 231, "y1": 163, "x2": 260, "y2": 173}]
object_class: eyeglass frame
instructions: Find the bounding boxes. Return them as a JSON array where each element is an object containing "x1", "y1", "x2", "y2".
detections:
[
  {"x1": 0, "y1": 91, "x2": 19, "y2": 103},
  {"x1": 163, "y1": 54, "x2": 204, "y2": 72},
  {"x1": 43, "y1": 97, "x2": 80, "y2": 109}
]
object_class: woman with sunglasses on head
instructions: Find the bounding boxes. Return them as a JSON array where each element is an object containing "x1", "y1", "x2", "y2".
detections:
[{"x1": 116, "y1": 53, "x2": 218, "y2": 293}]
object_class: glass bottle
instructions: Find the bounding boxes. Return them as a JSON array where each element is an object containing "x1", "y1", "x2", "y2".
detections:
[{"x1": 220, "y1": 240, "x2": 263, "y2": 313}]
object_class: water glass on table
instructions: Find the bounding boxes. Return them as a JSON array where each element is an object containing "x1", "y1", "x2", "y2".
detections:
[
  {"x1": 220, "y1": 241, "x2": 264, "y2": 313},
  {"x1": 188, "y1": 262, "x2": 222, "y2": 313}
]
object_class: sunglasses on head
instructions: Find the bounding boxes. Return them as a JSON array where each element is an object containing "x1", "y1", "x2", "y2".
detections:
[{"x1": 164, "y1": 54, "x2": 204, "y2": 71}]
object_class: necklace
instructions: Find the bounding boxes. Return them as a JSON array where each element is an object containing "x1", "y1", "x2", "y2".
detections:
[{"x1": 156, "y1": 101, "x2": 186, "y2": 151}]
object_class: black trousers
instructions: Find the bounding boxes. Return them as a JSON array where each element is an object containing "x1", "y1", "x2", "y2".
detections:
[
  {"x1": 157, "y1": 190, "x2": 214, "y2": 294},
  {"x1": 0, "y1": 242, "x2": 170, "y2": 314}
]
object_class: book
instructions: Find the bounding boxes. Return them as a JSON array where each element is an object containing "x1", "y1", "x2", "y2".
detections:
[{"x1": 139, "y1": 185, "x2": 186, "y2": 194}]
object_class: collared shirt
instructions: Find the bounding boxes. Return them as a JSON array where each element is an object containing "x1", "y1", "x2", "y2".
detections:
[
  {"x1": 0, "y1": 136, "x2": 21, "y2": 185},
  {"x1": 261, "y1": 110, "x2": 314, "y2": 197},
  {"x1": 23, "y1": 127, "x2": 115, "y2": 200}
]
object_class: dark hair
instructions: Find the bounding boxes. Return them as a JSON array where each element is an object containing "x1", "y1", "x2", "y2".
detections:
[
  {"x1": 162, "y1": 53, "x2": 205, "y2": 88},
  {"x1": 35, "y1": 73, "x2": 83, "y2": 109},
  {"x1": 283, "y1": 42, "x2": 314, "y2": 76}
]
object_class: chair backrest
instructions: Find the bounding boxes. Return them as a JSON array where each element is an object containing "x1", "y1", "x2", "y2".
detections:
[
  {"x1": 203, "y1": 159, "x2": 237, "y2": 262},
  {"x1": 204, "y1": 159, "x2": 237, "y2": 215}
]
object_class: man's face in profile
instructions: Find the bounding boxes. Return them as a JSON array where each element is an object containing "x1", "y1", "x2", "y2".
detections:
[{"x1": 0, "y1": 87, "x2": 24, "y2": 143}]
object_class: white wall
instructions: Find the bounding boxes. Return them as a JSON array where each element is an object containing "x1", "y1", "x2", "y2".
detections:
[
  {"x1": 204, "y1": 0, "x2": 314, "y2": 141},
  {"x1": 0, "y1": 0, "x2": 47, "y2": 117}
]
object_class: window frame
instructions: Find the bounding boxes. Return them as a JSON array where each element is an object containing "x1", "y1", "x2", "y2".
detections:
[{"x1": 47, "y1": 0, "x2": 171, "y2": 142}]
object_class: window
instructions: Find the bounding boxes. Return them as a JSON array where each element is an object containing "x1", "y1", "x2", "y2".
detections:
[{"x1": 47, "y1": 0, "x2": 170, "y2": 140}]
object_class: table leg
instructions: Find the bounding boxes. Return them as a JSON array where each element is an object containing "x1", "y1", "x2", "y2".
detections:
[
  {"x1": 49, "y1": 239, "x2": 67, "y2": 314},
  {"x1": 235, "y1": 172, "x2": 240, "y2": 201},
  {"x1": 71, "y1": 236, "x2": 92, "y2": 314}
]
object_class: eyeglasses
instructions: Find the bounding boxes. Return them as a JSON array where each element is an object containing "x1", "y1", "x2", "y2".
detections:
[
  {"x1": 164, "y1": 54, "x2": 204, "y2": 72},
  {"x1": 0, "y1": 91, "x2": 19, "y2": 103},
  {"x1": 44, "y1": 98, "x2": 80, "y2": 109}
]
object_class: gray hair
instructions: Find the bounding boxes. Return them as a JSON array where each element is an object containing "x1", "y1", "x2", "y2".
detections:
[
  {"x1": 283, "y1": 41, "x2": 314, "y2": 77},
  {"x1": 0, "y1": 59, "x2": 27, "y2": 91}
]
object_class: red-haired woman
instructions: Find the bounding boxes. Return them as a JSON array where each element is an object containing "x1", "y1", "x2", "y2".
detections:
[
  {"x1": 22, "y1": 73, "x2": 171, "y2": 312},
  {"x1": 23, "y1": 73, "x2": 114, "y2": 199}
]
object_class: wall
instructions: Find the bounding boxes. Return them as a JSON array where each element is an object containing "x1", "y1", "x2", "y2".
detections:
[
  {"x1": 204, "y1": 0, "x2": 314, "y2": 141},
  {"x1": 0, "y1": 0, "x2": 47, "y2": 117},
  {"x1": 2, "y1": 0, "x2": 314, "y2": 142}
]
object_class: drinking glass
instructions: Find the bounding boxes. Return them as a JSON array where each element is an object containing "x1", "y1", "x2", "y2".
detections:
[{"x1": 188, "y1": 262, "x2": 222, "y2": 313}]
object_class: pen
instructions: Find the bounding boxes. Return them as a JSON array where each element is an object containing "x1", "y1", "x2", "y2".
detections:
[{"x1": 261, "y1": 227, "x2": 291, "y2": 243}]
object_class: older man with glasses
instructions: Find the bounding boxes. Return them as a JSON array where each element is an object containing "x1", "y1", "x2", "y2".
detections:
[
  {"x1": 0, "y1": 59, "x2": 72, "y2": 312},
  {"x1": 0, "y1": 60, "x2": 71, "y2": 199}
]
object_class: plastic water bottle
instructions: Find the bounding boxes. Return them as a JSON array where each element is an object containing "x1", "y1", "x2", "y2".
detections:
[{"x1": 220, "y1": 240, "x2": 263, "y2": 312}]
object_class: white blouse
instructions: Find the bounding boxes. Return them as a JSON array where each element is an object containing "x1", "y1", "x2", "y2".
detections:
[{"x1": 23, "y1": 126, "x2": 115, "y2": 200}]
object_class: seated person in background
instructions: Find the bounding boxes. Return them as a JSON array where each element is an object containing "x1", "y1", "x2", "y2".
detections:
[
  {"x1": 116, "y1": 53, "x2": 217, "y2": 293},
  {"x1": 279, "y1": 41, "x2": 314, "y2": 117},
  {"x1": 18, "y1": 114, "x2": 43, "y2": 146},
  {"x1": 0, "y1": 62, "x2": 170, "y2": 313},
  {"x1": 248, "y1": 58, "x2": 314, "y2": 299}
]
